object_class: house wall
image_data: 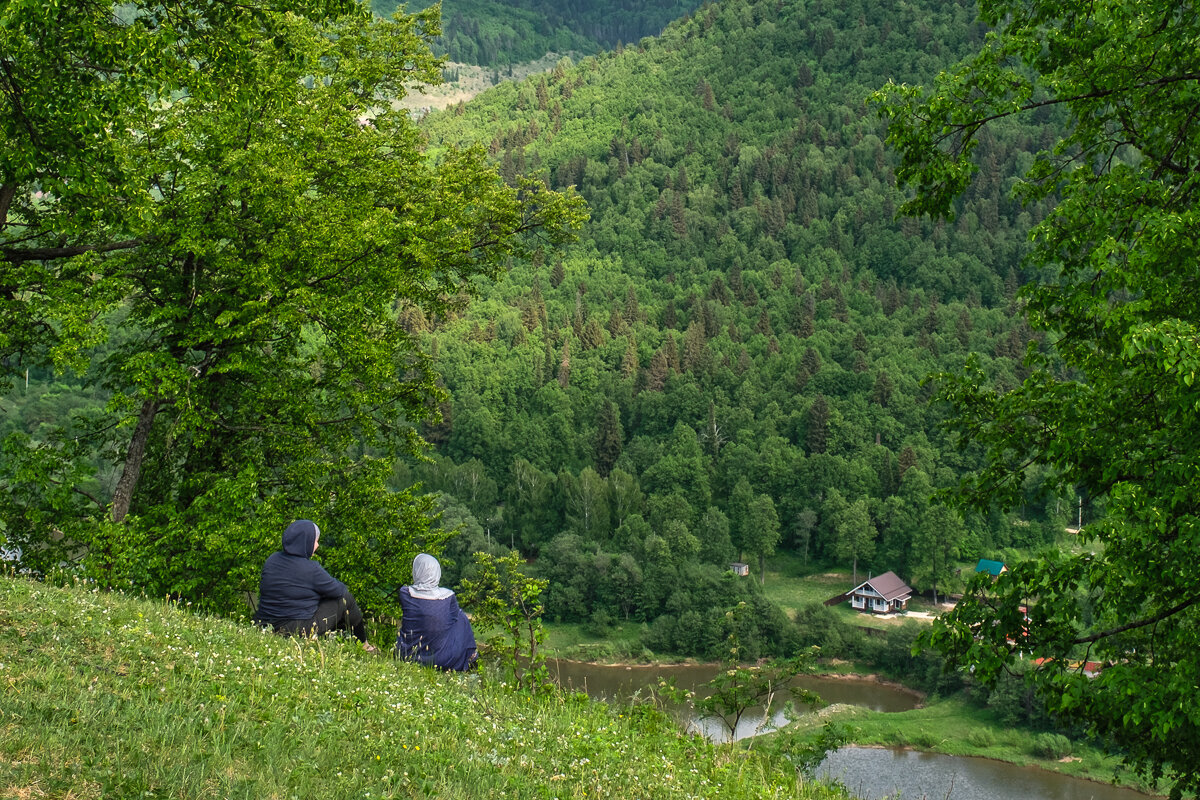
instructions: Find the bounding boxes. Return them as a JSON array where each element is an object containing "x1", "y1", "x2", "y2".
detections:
[
  {"x1": 851, "y1": 590, "x2": 909, "y2": 613},
  {"x1": 851, "y1": 591, "x2": 891, "y2": 613}
]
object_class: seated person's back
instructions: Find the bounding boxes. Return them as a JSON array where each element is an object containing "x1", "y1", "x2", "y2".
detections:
[
  {"x1": 255, "y1": 519, "x2": 373, "y2": 650},
  {"x1": 396, "y1": 553, "x2": 477, "y2": 671}
]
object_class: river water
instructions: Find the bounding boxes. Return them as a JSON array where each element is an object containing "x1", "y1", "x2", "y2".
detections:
[
  {"x1": 549, "y1": 659, "x2": 918, "y2": 740},
  {"x1": 819, "y1": 747, "x2": 1156, "y2": 800},
  {"x1": 548, "y1": 660, "x2": 1160, "y2": 800}
]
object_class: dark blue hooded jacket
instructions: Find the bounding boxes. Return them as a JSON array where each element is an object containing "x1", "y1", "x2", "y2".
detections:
[{"x1": 255, "y1": 520, "x2": 348, "y2": 621}]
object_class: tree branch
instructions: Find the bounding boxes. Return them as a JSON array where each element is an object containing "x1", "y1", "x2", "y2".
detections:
[
  {"x1": 0, "y1": 184, "x2": 15, "y2": 229},
  {"x1": 1, "y1": 239, "x2": 142, "y2": 264},
  {"x1": 72, "y1": 485, "x2": 105, "y2": 509},
  {"x1": 1073, "y1": 594, "x2": 1200, "y2": 645},
  {"x1": 934, "y1": 72, "x2": 1200, "y2": 151}
]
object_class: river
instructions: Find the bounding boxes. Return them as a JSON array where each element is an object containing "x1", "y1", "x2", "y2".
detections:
[
  {"x1": 819, "y1": 747, "x2": 1156, "y2": 800},
  {"x1": 549, "y1": 659, "x2": 919, "y2": 740},
  {"x1": 549, "y1": 659, "x2": 1160, "y2": 800}
]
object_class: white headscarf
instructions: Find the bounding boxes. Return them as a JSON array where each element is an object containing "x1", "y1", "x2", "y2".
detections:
[{"x1": 409, "y1": 553, "x2": 454, "y2": 600}]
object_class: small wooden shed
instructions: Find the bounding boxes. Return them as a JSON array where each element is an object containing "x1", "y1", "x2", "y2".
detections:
[{"x1": 975, "y1": 558, "x2": 1007, "y2": 577}]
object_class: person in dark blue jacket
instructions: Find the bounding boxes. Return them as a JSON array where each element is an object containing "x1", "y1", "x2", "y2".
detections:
[
  {"x1": 395, "y1": 553, "x2": 477, "y2": 671},
  {"x1": 254, "y1": 519, "x2": 376, "y2": 651}
]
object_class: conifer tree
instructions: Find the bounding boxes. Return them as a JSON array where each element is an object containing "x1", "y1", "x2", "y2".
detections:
[{"x1": 595, "y1": 401, "x2": 624, "y2": 478}]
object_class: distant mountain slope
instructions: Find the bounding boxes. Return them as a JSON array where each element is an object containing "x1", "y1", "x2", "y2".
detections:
[
  {"x1": 401, "y1": 0, "x2": 1070, "y2": 631},
  {"x1": 426, "y1": 0, "x2": 1047, "y2": 300},
  {"x1": 371, "y1": 0, "x2": 707, "y2": 64}
]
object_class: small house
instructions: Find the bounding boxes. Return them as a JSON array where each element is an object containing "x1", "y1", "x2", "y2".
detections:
[
  {"x1": 730, "y1": 562, "x2": 750, "y2": 577},
  {"x1": 848, "y1": 571, "x2": 912, "y2": 614},
  {"x1": 975, "y1": 558, "x2": 1007, "y2": 577}
]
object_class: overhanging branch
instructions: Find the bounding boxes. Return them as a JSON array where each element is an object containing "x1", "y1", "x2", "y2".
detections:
[
  {"x1": 1073, "y1": 594, "x2": 1200, "y2": 645},
  {"x1": 1, "y1": 239, "x2": 142, "y2": 263}
]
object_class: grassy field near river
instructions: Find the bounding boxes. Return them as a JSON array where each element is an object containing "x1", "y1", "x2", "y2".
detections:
[{"x1": 0, "y1": 575, "x2": 848, "y2": 800}]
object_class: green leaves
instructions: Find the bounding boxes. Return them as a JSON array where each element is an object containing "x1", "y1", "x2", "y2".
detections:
[
  {"x1": 879, "y1": 0, "x2": 1200, "y2": 792},
  {"x1": 695, "y1": 603, "x2": 820, "y2": 742},
  {"x1": 459, "y1": 550, "x2": 550, "y2": 691},
  {"x1": 0, "y1": 0, "x2": 583, "y2": 614}
]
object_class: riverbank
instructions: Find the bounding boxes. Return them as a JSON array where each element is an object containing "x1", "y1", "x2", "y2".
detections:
[
  {"x1": 540, "y1": 630, "x2": 1163, "y2": 797},
  {"x1": 805, "y1": 663, "x2": 926, "y2": 704},
  {"x1": 775, "y1": 696, "x2": 1165, "y2": 797}
]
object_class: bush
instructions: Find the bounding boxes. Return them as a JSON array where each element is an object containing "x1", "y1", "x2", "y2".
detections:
[
  {"x1": 584, "y1": 608, "x2": 614, "y2": 637},
  {"x1": 642, "y1": 614, "x2": 678, "y2": 653},
  {"x1": 913, "y1": 731, "x2": 940, "y2": 749},
  {"x1": 966, "y1": 728, "x2": 995, "y2": 748},
  {"x1": 1032, "y1": 732, "x2": 1072, "y2": 759}
]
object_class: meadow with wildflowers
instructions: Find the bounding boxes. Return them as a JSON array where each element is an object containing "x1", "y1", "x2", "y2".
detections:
[{"x1": 0, "y1": 576, "x2": 849, "y2": 799}]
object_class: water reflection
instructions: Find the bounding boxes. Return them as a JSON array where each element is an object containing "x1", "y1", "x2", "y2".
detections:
[
  {"x1": 549, "y1": 660, "x2": 1160, "y2": 800},
  {"x1": 819, "y1": 746, "x2": 1159, "y2": 800},
  {"x1": 548, "y1": 659, "x2": 920, "y2": 741}
]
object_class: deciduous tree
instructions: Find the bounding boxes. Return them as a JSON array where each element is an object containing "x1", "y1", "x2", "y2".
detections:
[
  {"x1": 0, "y1": 1, "x2": 584, "y2": 612},
  {"x1": 875, "y1": 0, "x2": 1200, "y2": 791}
]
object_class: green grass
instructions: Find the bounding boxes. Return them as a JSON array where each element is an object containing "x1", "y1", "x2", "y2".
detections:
[
  {"x1": 0, "y1": 576, "x2": 848, "y2": 800},
  {"x1": 542, "y1": 620, "x2": 650, "y2": 662},
  {"x1": 759, "y1": 558, "x2": 940, "y2": 632}
]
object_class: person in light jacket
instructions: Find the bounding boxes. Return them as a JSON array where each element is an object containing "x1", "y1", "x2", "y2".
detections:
[
  {"x1": 254, "y1": 519, "x2": 376, "y2": 651},
  {"x1": 395, "y1": 553, "x2": 477, "y2": 671}
]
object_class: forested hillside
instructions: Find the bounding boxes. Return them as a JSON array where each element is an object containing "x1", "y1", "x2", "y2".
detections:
[
  {"x1": 373, "y1": 0, "x2": 708, "y2": 65},
  {"x1": 0, "y1": 0, "x2": 1076, "y2": 662},
  {"x1": 401, "y1": 0, "x2": 1075, "y2": 656}
]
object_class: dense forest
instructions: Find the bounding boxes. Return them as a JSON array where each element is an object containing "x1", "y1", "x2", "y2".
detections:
[
  {"x1": 372, "y1": 0, "x2": 709, "y2": 65},
  {"x1": 389, "y1": 0, "x2": 1078, "y2": 657},
  {"x1": 8, "y1": 0, "x2": 1198, "y2": 790}
]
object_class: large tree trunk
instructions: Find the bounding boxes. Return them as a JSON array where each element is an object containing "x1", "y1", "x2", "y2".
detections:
[
  {"x1": 0, "y1": 184, "x2": 15, "y2": 229},
  {"x1": 110, "y1": 399, "x2": 160, "y2": 523}
]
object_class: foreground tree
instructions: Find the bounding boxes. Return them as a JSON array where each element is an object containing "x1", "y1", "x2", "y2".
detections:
[
  {"x1": 0, "y1": 1, "x2": 584, "y2": 612},
  {"x1": 459, "y1": 550, "x2": 550, "y2": 691},
  {"x1": 1, "y1": 0, "x2": 355, "y2": 379},
  {"x1": 875, "y1": 1, "x2": 1200, "y2": 794}
]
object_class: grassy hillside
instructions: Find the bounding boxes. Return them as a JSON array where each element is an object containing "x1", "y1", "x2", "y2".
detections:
[{"x1": 0, "y1": 575, "x2": 847, "y2": 799}]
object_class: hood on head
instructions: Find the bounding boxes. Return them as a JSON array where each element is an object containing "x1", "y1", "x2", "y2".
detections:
[{"x1": 282, "y1": 519, "x2": 319, "y2": 558}]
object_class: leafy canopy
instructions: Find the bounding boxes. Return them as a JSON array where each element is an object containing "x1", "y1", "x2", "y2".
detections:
[
  {"x1": 0, "y1": 0, "x2": 584, "y2": 614},
  {"x1": 874, "y1": 1, "x2": 1200, "y2": 794}
]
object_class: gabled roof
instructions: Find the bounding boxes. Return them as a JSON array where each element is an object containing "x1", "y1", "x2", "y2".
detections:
[
  {"x1": 851, "y1": 571, "x2": 911, "y2": 601},
  {"x1": 975, "y1": 558, "x2": 1007, "y2": 576}
]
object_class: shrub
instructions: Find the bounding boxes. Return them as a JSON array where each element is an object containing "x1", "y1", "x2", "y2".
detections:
[
  {"x1": 584, "y1": 608, "x2": 614, "y2": 637},
  {"x1": 1032, "y1": 732, "x2": 1072, "y2": 759},
  {"x1": 966, "y1": 728, "x2": 995, "y2": 748},
  {"x1": 913, "y1": 731, "x2": 940, "y2": 749}
]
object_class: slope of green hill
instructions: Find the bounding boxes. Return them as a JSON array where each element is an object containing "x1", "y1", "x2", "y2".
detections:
[
  {"x1": 397, "y1": 0, "x2": 1069, "y2": 655},
  {"x1": 0, "y1": 575, "x2": 846, "y2": 799}
]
